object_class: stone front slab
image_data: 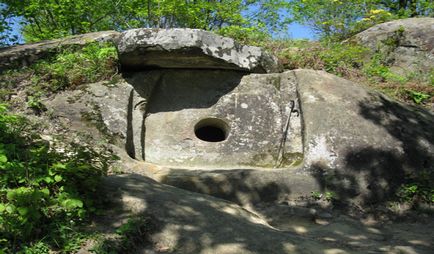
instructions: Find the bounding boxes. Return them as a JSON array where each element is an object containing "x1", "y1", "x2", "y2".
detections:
[{"x1": 124, "y1": 70, "x2": 303, "y2": 168}]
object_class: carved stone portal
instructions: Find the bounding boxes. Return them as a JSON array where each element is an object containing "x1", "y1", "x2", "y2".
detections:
[{"x1": 125, "y1": 70, "x2": 303, "y2": 168}]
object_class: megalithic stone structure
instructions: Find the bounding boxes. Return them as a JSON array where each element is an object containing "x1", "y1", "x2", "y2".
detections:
[{"x1": 116, "y1": 28, "x2": 302, "y2": 168}]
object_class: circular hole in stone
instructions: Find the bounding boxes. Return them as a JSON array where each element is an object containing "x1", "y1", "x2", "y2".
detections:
[{"x1": 194, "y1": 118, "x2": 229, "y2": 142}]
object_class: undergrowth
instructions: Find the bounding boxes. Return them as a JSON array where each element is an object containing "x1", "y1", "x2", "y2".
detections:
[
  {"x1": 0, "y1": 42, "x2": 118, "y2": 104},
  {"x1": 91, "y1": 217, "x2": 155, "y2": 254},
  {"x1": 0, "y1": 104, "x2": 115, "y2": 253},
  {"x1": 264, "y1": 39, "x2": 434, "y2": 108},
  {"x1": 396, "y1": 170, "x2": 434, "y2": 206}
]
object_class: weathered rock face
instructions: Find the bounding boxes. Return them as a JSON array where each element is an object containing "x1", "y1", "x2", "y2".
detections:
[
  {"x1": 151, "y1": 69, "x2": 434, "y2": 205},
  {"x1": 353, "y1": 17, "x2": 434, "y2": 75},
  {"x1": 42, "y1": 68, "x2": 433, "y2": 204},
  {"x1": 117, "y1": 28, "x2": 280, "y2": 73},
  {"x1": 0, "y1": 31, "x2": 120, "y2": 71},
  {"x1": 97, "y1": 174, "x2": 434, "y2": 254},
  {"x1": 295, "y1": 69, "x2": 434, "y2": 202},
  {"x1": 125, "y1": 70, "x2": 302, "y2": 168}
]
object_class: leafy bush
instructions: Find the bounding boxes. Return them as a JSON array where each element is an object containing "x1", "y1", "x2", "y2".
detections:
[
  {"x1": 0, "y1": 104, "x2": 114, "y2": 253},
  {"x1": 217, "y1": 25, "x2": 271, "y2": 46},
  {"x1": 407, "y1": 90, "x2": 431, "y2": 104}
]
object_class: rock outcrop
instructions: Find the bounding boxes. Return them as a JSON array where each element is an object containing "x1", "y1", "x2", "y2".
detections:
[
  {"x1": 0, "y1": 31, "x2": 120, "y2": 71},
  {"x1": 295, "y1": 69, "x2": 434, "y2": 203},
  {"x1": 41, "y1": 68, "x2": 434, "y2": 205},
  {"x1": 353, "y1": 17, "x2": 434, "y2": 75},
  {"x1": 149, "y1": 69, "x2": 434, "y2": 205}
]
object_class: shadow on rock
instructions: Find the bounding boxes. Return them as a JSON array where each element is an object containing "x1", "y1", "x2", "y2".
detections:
[{"x1": 312, "y1": 94, "x2": 434, "y2": 207}]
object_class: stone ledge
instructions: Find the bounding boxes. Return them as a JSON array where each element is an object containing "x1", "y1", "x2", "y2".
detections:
[{"x1": 117, "y1": 28, "x2": 280, "y2": 73}]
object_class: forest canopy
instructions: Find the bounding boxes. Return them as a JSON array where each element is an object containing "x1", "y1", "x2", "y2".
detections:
[{"x1": 0, "y1": 0, "x2": 433, "y2": 46}]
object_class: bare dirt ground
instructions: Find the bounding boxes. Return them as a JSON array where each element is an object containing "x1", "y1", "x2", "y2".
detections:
[{"x1": 80, "y1": 174, "x2": 433, "y2": 254}]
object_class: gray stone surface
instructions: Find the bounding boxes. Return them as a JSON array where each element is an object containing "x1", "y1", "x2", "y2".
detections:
[
  {"x1": 45, "y1": 80, "x2": 132, "y2": 144},
  {"x1": 139, "y1": 70, "x2": 433, "y2": 205},
  {"x1": 99, "y1": 174, "x2": 332, "y2": 254},
  {"x1": 39, "y1": 68, "x2": 434, "y2": 206},
  {"x1": 295, "y1": 69, "x2": 434, "y2": 203},
  {"x1": 93, "y1": 174, "x2": 434, "y2": 254},
  {"x1": 117, "y1": 28, "x2": 280, "y2": 73},
  {"x1": 134, "y1": 70, "x2": 302, "y2": 168},
  {"x1": 5, "y1": 28, "x2": 434, "y2": 254},
  {"x1": 0, "y1": 31, "x2": 120, "y2": 71},
  {"x1": 353, "y1": 17, "x2": 434, "y2": 75},
  {"x1": 10, "y1": 29, "x2": 431, "y2": 205}
]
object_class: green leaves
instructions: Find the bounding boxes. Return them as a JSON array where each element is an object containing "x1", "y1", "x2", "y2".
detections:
[
  {"x1": 2, "y1": 0, "x2": 288, "y2": 44},
  {"x1": 407, "y1": 90, "x2": 431, "y2": 104},
  {"x1": 61, "y1": 198, "x2": 84, "y2": 210},
  {"x1": 0, "y1": 106, "x2": 112, "y2": 252},
  {"x1": 21, "y1": 42, "x2": 119, "y2": 93},
  {"x1": 54, "y1": 175, "x2": 63, "y2": 182},
  {"x1": 0, "y1": 154, "x2": 7, "y2": 163},
  {"x1": 289, "y1": 0, "x2": 434, "y2": 40}
]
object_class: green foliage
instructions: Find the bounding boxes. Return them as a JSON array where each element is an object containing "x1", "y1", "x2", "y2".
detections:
[
  {"x1": 324, "y1": 191, "x2": 337, "y2": 202},
  {"x1": 396, "y1": 170, "x2": 434, "y2": 205},
  {"x1": 1, "y1": 0, "x2": 288, "y2": 44},
  {"x1": 26, "y1": 94, "x2": 46, "y2": 114},
  {"x1": 271, "y1": 39, "x2": 433, "y2": 107},
  {"x1": 311, "y1": 191, "x2": 322, "y2": 200},
  {"x1": 0, "y1": 42, "x2": 118, "y2": 103},
  {"x1": 289, "y1": 0, "x2": 373, "y2": 40},
  {"x1": 289, "y1": 0, "x2": 434, "y2": 40},
  {"x1": 407, "y1": 90, "x2": 430, "y2": 104},
  {"x1": 0, "y1": 104, "x2": 114, "y2": 252},
  {"x1": 277, "y1": 40, "x2": 369, "y2": 77},
  {"x1": 217, "y1": 25, "x2": 271, "y2": 46},
  {"x1": 310, "y1": 191, "x2": 336, "y2": 202},
  {"x1": 29, "y1": 43, "x2": 118, "y2": 93},
  {"x1": 317, "y1": 42, "x2": 368, "y2": 74},
  {"x1": 362, "y1": 53, "x2": 407, "y2": 83}
]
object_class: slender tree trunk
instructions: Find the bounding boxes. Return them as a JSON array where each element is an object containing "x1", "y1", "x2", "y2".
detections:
[{"x1": 147, "y1": 0, "x2": 152, "y2": 28}]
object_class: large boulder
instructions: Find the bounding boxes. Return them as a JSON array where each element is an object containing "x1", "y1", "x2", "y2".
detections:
[
  {"x1": 353, "y1": 18, "x2": 434, "y2": 75},
  {"x1": 295, "y1": 69, "x2": 434, "y2": 203},
  {"x1": 153, "y1": 69, "x2": 434, "y2": 205},
  {"x1": 117, "y1": 28, "x2": 280, "y2": 73}
]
